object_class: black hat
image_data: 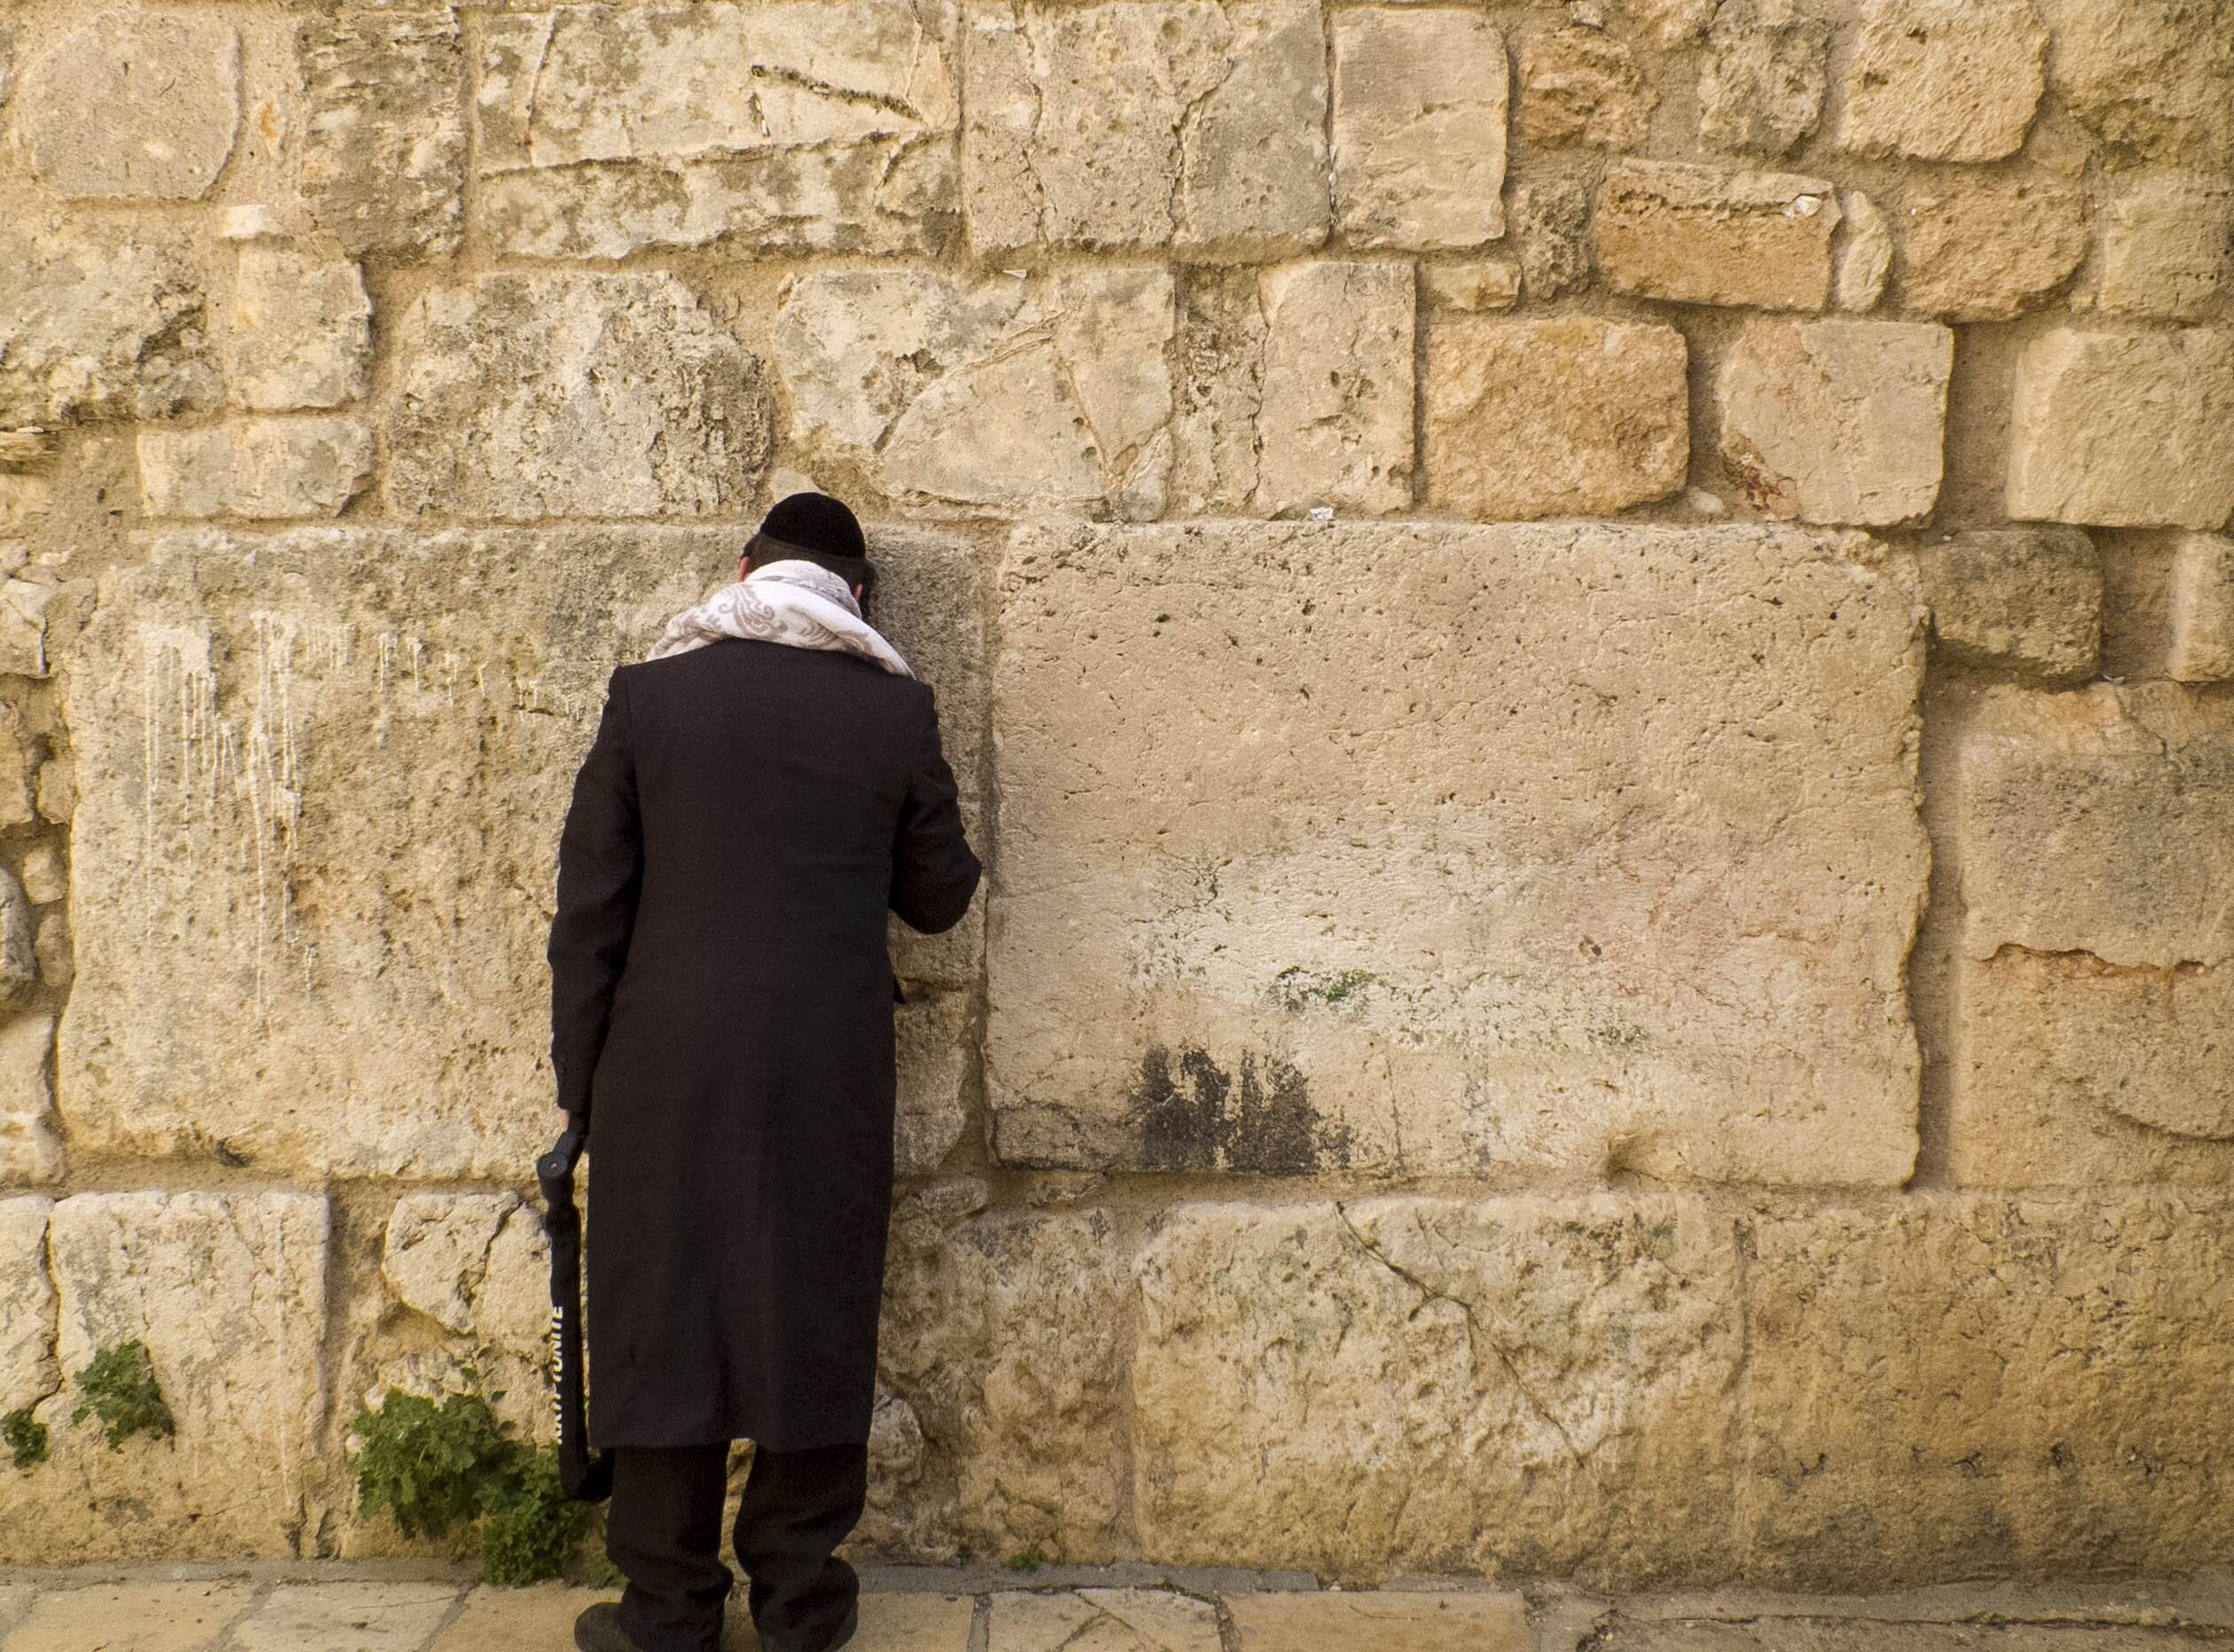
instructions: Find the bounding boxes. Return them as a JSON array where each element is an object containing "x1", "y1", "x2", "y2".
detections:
[{"x1": 750, "y1": 492, "x2": 875, "y2": 600}]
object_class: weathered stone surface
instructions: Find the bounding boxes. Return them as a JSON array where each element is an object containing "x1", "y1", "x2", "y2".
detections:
[
  {"x1": 227, "y1": 249, "x2": 371, "y2": 412},
  {"x1": 962, "y1": 0, "x2": 1327, "y2": 260},
  {"x1": 989, "y1": 1590, "x2": 1220, "y2": 1652},
  {"x1": 1716, "y1": 318, "x2": 1951, "y2": 526},
  {"x1": 137, "y1": 417, "x2": 375, "y2": 520},
  {"x1": 2006, "y1": 329, "x2": 2234, "y2": 530},
  {"x1": 2, "y1": 1579, "x2": 255, "y2": 1652},
  {"x1": 1331, "y1": 10, "x2": 1507, "y2": 248},
  {"x1": 2170, "y1": 533, "x2": 2234, "y2": 681},
  {"x1": 0, "y1": 1196, "x2": 53, "y2": 1407},
  {"x1": 2043, "y1": 0, "x2": 2234, "y2": 171},
  {"x1": 0, "y1": 579, "x2": 54, "y2": 678},
  {"x1": 389, "y1": 274, "x2": 772, "y2": 520},
  {"x1": 1132, "y1": 1197, "x2": 1741, "y2": 1581},
  {"x1": 0, "y1": 1192, "x2": 330, "y2": 1562},
  {"x1": 0, "y1": 868, "x2": 35, "y2": 998},
  {"x1": 1228, "y1": 1592, "x2": 1535, "y2": 1652},
  {"x1": 230, "y1": 1583, "x2": 461, "y2": 1652},
  {"x1": 1740, "y1": 1194, "x2": 2234, "y2": 1582},
  {"x1": 1597, "y1": 159, "x2": 1840, "y2": 310},
  {"x1": 1895, "y1": 175, "x2": 2088, "y2": 320},
  {"x1": 1838, "y1": 0, "x2": 2046, "y2": 162},
  {"x1": 1426, "y1": 316, "x2": 1687, "y2": 519},
  {"x1": 1520, "y1": 27, "x2": 1656, "y2": 150},
  {"x1": 1513, "y1": 178, "x2": 1593, "y2": 300},
  {"x1": 473, "y1": 3, "x2": 957, "y2": 260},
  {"x1": 875, "y1": 1197, "x2": 1125, "y2": 1562},
  {"x1": 1958, "y1": 682, "x2": 2234, "y2": 969},
  {"x1": 0, "y1": 222, "x2": 216, "y2": 425},
  {"x1": 1622, "y1": 0, "x2": 1717, "y2": 46},
  {"x1": 774, "y1": 266, "x2": 1171, "y2": 519},
  {"x1": 1256, "y1": 261, "x2": 1413, "y2": 517},
  {"x1": 382, "y1": 1192, "x2": 547, "y2": 1351},
  {"x1": 1833, "y1": 190, "x2": 1892, "y2": 309},
  {"x1": 1426, "y1": 257, "x2": 1522, "y2": 313},
  {"x1": 0, "y1": 1016, "x2": 59, "y2": 1188},
  {"x1": 1920, "y1": 527, "x2": 2101, "y2": 682},
  {"x1": 1951, "y1": 950, "x2": 2234, "y2": 1186},
  {"x1": 296, "y1": 11, "x2": 466, "y2": 258},
  {"x1": 17, "y1": 12, "x2": 238, "y2": 200},
  {"x1": 19, "y1": 846, "x2": 62, "y2": 908},
  {"x1": 989, "y1": 522, "x2": 1927, "y2": 1183},
  {"x1": 895, "y1": 989, "x2": 971, "y2": 1174},
  {"x1": 2096, "y1": 173, "x2": 2234, "y2": 319},
  {"x1": 1699, "y1": 0, "x2": 1829, "y2": 158}
]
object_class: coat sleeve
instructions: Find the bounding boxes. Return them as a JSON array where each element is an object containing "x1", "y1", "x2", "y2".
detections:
[
  {"x1": 890, "y1": 686, "x2": 982, "y2": 935},
  {"x1": 548, "y1": 666, "x2": 643, "y2": 1118}
]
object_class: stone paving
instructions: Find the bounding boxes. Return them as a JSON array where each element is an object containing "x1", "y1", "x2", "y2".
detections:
[{"x1": 1, "y1": 1565, "x2": 2231, "y2": 1652}]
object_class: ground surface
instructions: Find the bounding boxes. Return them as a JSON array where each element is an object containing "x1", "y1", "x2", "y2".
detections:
[{"x1": 1, "y1": 1563, "x2": 2231, "y2": 1651}]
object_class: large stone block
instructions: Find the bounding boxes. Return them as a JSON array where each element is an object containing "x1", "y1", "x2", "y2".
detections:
[
  {"x1": 388, "y1": 274, "x2": 773, "y2": 520},
  {"x1": 136, "y1": 417, "x2": 375, "y2": 520},
  {"x1": 1331, "y1": 11, "x2": 1506, "y2": 248},
  {"x1": 0, "y1": 1196, "x2": 54, "y2": 1410},
  {"x1": 1597, "y1": 159, "x2": 1840, "y2": 310},
  {"x1": 1894, "y1": 175, "x2": 2088, "y2": 321},
  {"x1": 227, "y1": 249, "x2": 371, "y2": 412},
  {"x1": 1716, "y1": 318, "x2": 1951, "y2": 526},
  {"x1": 1255, "y1": 261, "x2": 1414, "y2": 516},
  {"x1": 2170, "y1": 533, "x2": 2234, "y2": 682},
  {"x1": 987, "y1": 521, "x2": 1928, "y2": 1185},
  {"x1": 2095, "y1": 173, "x2": 2234, "y2": 319},
  {"x1": 774, "y1": 266, "x2": 1171, "y2": 519},
  {"x1": 16, "y1": 11, "x2": 239, "y2": 199},
  {"x1": 961, "y1": 0, "x2": 1327, "y2": 260},
  {"x1": 0, "y1": 1191, "x2": 330, "y2": 1562},
  {"x1": 2006, "y1": 329, "x2": 2234, "y2": 530},
  {"x1": 1425, "y1": 316, "x2": 1687, "y2": 518},
  {"x1": 2043, "y1": 0, "x2": 2234, "y2": 172},
  {"x1": 1132, "y1": 1197, "x2": 1741, "y2": 1584},
  {"x1": 473, "y1": 3, "x2": 958, "y2": 260},
  {"x1": 296, "y1": 11, "x2": 466, "y2": 258},
  {"x1": 1698, "y1": 0, "x2": 1829, "y2": 158},
  {"x1": 1836, "y1": 0, "x2": 2045, "y2": 162},
  {"x1": 1519, "y1": 26, "x2": 1656, "y2": 151},
  {"x1": 1740, "y1": 1194, "x2": 2234, "y2": 1584},
  {"x1": 58, "y1": 526, "x2": 978, "y2": 1181},
  {"x1": 0, "y1": 222, "x2": 217, "y2": 426},
  {"x1": 873, "y1": 1193, "x2": 1126, "y2": 1562},
  {"x1": 1920, "y1": 526, "x2": 2101, "y2": 682},
  {"x1": 0, "y1": 1014, "x2": 60, "y2": 1188},
  {"x1": 1958, "y1": 682, "x2": 2234, "y2": 969}
]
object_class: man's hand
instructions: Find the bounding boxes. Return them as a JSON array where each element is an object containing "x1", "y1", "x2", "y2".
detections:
[{"x1": 556, "y1": 1105, "x2": 577, "y2": 1136}]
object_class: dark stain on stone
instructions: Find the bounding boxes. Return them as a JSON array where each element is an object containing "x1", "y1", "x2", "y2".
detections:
[{"x1": 1128, "y1": 1044, "x2": 1355, "y2": 1175}]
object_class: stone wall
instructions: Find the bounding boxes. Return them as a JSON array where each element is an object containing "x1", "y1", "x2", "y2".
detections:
[{"x1": 0, "y1": 0, "x2": 2229, "y2": 1588}]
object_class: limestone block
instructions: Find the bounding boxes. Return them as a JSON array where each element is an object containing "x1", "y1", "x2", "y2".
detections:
[
  {"x1": 1, "y1": 1579, "x2": 254, "y2": 1652},
  {"x1": 34, "y1": 757, "x2": 69, "y2": 827},
  {"x1": 1256, "y1": 261, "x2": 1413, "y2": 516},
  {"x1": 2043, "y1": 0, "x2": 2234, "y2": 172},
  {"x1": 1740, "y1": 1194, "x2": 2234, "y2": 1583},
  {"x1": 1520, "y1": 26, "x2": 1656, "y2": 150},
  {"x1": 895, "y1": 989, "x2": 971, "y2": 1174},
  {"x1": 1597, "y1": 159, "x2": 1840, "y2": 310},
  {"x1": 1837, "y1": 0, "x2": 2046, "y2": 162},
  {"x1": 382, "y1": 1193, "x2": 547, "y2": 1354},
  {"x1": 1132, "y1": 1197, "x2": 1742, "y2": 1582},
  {"x1": 296, "y1": 11, "x2": 466, "y2": 258},
  {"x1": 1331, "y1": 9, "x2": 1507, "y2": 248},
  {"x1": 1834, "y1": 191, "x2": 1892, "y2": 309},
  {"x1": 1894, "y1": 176, "x2": 2088, "y2": 321},
  {"x1": 19, "y1": 845, "x2": 63, "y2": 906},
  {"x1": 988, "y1": 1591, "x2": 1219, "y2": 1652},
  {"x1": 388, "y1": 275, "x2": 773, "y2": 519},
  {"x1": 1920, "y1": 527, "x2": 2101, "y2": 682},
  {"x1": 16, "y1": 12, "x2": 238, "y2": 199},
  {"x1": 1425, "y1": 316, "x2": 1687, "y2": 519},
  {"x1": 1168, "y1": 270, "x2": 1267, "y2": 514},
  {"x1": 1425, "y1": 258, "x2": 1521, "y2": 313},
  {"x1": 1513, "y1": 178, "x2": 1592, "y2": 300},
  {"x1": 988, "y1": 521, "x2": 1927, "y2": 1184},
  {"x1": 1621, "y1": 0, "x2": 1716, "y2": 46},
  {"x1": 0, "y1": 579, "x2": 53, "y2": 677},
  {"x1": 774, "y1": 266, "x2": 1171, "y2": 519},
  {"x1": 961, "y1": 0, "x2": 1327, "y2": 260},
  {"x1": 2170, "y1": 533, "x2": 2234, "y2": 681},
  {"x1": 1699, "y1": 0, "x2": 1829, "y2": 158},
  {"x1": 0, "y1": 222, "x2": 216, "y2": 426},
  {"x1": 0, "y1": 1191, "x2": 330, "y2": 1562},
  {"x1": 0, "y1": 476, "x2": 49, "y2": 534},
  {"x1": 875, "y1": 1198, "x2": 1125, "y2": 1561},
  {"x1": 59, "y1": 525, "x2": 979, "y2": 1181},
  {"x1": 2006, "y1": 329, "x2": 2234, "y2": 530},
  {"x1": 1716, "y1": 318, "x2": 1951, "y2": 526},
  {"x1": 0, "y1": 1196, "x2": 54, "y2": 1408},
  {"x1": 0, "y1": 1014, "x2": 58, "y2": 1188},
  {"x1": 230, "y1": 1583, "x2": 462, "y2": 1652},
  {"x1": 1228, "y1": 1592, "x2": 1535, "y2": 1652},
  {"x1": 472, "y1": 3, "x2": 958, "y2": 261},
  {"x1": 1958, "y1": 682, "x2": 2234, "y2": 968},
  {"x1": 1951, "y1": 949, "x2": 2234, "y2": 1186},
  {"x1": 137, "y1": 417, "x2": 375, "y2": 520},
  {"x1": 2096, "y1": 173, "x2": 2234, "y2": 319},
  {"x1": 0, "y1": 868, "x2": 35, "y2": 997},
  {"x1": 227, "y1": 249, "x2": 371, "y2": 412},
  {"x1": 0, "y1": 712, "x2": 35, "y2": 834}
]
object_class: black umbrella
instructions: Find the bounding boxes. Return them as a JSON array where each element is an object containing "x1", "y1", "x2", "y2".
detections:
[{"x1": 537, "y1": 1118, "x2": 613, "y2": 1503}]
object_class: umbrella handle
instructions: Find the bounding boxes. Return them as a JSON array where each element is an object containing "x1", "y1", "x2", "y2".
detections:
[{"x1": 538, "y1": 1118, "x2": 613, "y2": 1504}]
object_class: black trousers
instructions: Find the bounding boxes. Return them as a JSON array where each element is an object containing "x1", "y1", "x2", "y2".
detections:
[{"x1": 603, "y1": 1440, "x2": 868, "y2": 1652}]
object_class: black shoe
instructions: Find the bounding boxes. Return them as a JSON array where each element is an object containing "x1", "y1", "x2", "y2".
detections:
[{"x1": 573, "y1": 1601, "x2": 650, "y2": 1652}]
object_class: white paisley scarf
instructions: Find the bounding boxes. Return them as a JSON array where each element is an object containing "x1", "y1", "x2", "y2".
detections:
[{"x1": 646, "y1": 558, "x2": 914, "y2": 677}]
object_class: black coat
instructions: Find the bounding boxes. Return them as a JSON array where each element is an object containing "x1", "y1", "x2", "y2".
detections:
[{"x1": 548, "y1": 636, "x2": 981, "y2": 1451}]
